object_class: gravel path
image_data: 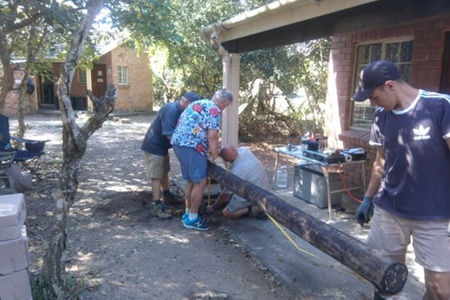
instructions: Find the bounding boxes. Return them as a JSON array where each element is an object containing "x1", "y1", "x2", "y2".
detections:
[{"x1": 12, "y1": 113, "x2": 298, "y2": 300}]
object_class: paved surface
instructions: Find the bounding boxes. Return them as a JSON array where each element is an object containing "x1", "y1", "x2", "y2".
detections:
[{"x1": 219, "y1": 186, "x2": 425, "y2": 299}]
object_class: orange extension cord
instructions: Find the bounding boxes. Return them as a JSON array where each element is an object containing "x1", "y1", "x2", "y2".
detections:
[{"x1": 337, "y1": 163, "x2": 363, "y2": 204}]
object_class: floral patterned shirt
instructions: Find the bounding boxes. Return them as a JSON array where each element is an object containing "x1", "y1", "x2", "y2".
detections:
[{"x1": 171, "y1": 99, "x2": 221, "y2": 153}]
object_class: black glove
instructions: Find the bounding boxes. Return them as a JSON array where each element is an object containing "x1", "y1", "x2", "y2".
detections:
[{"x1": 356, "y1": 196, "x2": 374, "y2": 226}]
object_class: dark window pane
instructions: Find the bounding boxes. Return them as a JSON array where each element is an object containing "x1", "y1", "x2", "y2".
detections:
[
  {"x1": 398, "y1": 64, "x2": 411, "y2": 82},
  {"x1": 351, "y1": 105, "x2": 375, "y2": 128},
  {"x1": 370, "y1": 44, "x2": 382, "y2": 61},
  {"x1": 351, "y1": 41, "x2": 413, "y2": 130},
  {"x1": 357, "y1": 44, "x2": 382, "y2": 65},
  {"x1": 386, "y1": 43, "x2": 400, "y2": 62},
  {"x1": 401, "y1": 41, "x2": 414, "y2": 61},
  {"x1": 357, "y1": 46, "x2": 370, "y2": 64}
]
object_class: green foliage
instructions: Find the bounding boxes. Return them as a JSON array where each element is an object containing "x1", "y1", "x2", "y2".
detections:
[
  {"x1": 116, "y1": 0, "x2": 330, "y2": 139},
  {"x1": 106, "y1": 0, "x2": 181, "y2": 48},
  {"x1": 238, "y1": 38, "x2": 331, "y2": 140},
  {"x1": 147, "y1": 0, "x2": 239, "y2": 99},
  {"x1": 0, "y1": 0, "x2": 98, "y2": 98}
]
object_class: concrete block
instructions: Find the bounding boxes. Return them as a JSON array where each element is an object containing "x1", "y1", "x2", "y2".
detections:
[
  {"x1": 0, "y1": 194, "x2": 26, "y2": 228},
  {"x1": 0, "y1": 226, "x2": 29, "y2": 275},
  {"x1": 0, "y1": 194, "x2": 26, "y2": 241},
  {"x1": 0, "y1": 208, "x2": 26, "y2": 241},
  {"x1": 0, "y1": 269, "x2": 32, "y2": 300}
]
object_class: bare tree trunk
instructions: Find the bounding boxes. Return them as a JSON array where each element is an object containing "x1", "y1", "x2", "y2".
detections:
[
  {"x1": 17, "y1": 26, "x2": 49, "y2": 137},
  {"x1": 40, "y1": 1, "x2": 111, "y2": 299},
  {"x1": 0, "y1": 32, "x2": 15, "y2": 114},
  {"x1": 16, "y1": 75, "x2": 27, "y2": 137},
  {"x1": 0, "y1": 7, "x2": 41, "y2": 115}
]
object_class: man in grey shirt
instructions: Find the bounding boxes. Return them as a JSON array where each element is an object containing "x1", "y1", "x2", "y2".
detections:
[{"x1": 215, "y1": 145, "x2": 269, "y2": 219}]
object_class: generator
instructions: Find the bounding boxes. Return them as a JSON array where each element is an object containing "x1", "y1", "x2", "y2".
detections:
[{"x1": 293, "y1": 164, "x2": 343, "y2": 209}]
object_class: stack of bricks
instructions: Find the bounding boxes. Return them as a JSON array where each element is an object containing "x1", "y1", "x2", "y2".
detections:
[{"x1": 0, "y1": 194, "x2": 32, "y2": 300}]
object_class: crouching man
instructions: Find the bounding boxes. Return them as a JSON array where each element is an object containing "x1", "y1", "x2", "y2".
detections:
[{"x1": 215, "y1": 145, "x2": 269, "y2": 219}]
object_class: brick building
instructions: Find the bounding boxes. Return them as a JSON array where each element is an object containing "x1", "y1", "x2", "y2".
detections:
[
  {"x1": 3, "y1": 44, "x2": 153, "y2": 116},
  {"x1": 201, "y1": 0, "x2": 450, "y2": 195}
]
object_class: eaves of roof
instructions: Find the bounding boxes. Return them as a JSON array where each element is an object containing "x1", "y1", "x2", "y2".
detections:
[
  {"x1": 201, "y1": 0, "x2": 450, "y2": 54},
  {"x1": 201, "y1": 0, "x2": 376, "y2": 53}
]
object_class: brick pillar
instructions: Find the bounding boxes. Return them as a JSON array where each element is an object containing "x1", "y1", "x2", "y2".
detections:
[{"x1": 0, "y1": 194, "x2": 32, "y2": 300}]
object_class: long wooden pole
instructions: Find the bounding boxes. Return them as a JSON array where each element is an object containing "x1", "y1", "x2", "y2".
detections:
[{"x1": 207, "y1": 162, "x2": 407, "y2": 295}]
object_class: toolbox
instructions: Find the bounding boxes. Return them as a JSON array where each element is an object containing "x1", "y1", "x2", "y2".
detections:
[{"x1": 302, "y1": 149, "x2": 346, "y2": 164}]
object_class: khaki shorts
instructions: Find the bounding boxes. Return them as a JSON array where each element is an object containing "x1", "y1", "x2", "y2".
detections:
[
  {"x1": 226, "y1": 194, "x2": 251, "y2": 213},
  {"x1": 144, "y1": 152, "x2": 170, "y2": 179},
  {"x1": 367, "y1": 206, "x2": 450, "y2": 272}
]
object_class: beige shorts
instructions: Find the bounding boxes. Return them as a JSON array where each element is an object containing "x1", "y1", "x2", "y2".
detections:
[
  {"x1": 144, "y1": 152, "x2": 170, "y2": 179},
  {"x1": 226, "y1": 194, "x2": 251, "y2": 213},
  {"x1": 367, "y1": 205, "x2": 450, "y2": 272}
]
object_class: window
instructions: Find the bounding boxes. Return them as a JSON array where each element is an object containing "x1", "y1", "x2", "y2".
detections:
[
  {"x1": 351, "y1": 39, "x2": 414, "y2": 129},
  {"x1": 78, "y1": 69, "x2": 87, "y2": 84},
  {"x1": 118, "y1": 66, "x2": 128, "y2": 85}
]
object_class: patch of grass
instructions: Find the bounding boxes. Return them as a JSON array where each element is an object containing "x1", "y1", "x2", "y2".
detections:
[
  {"x1": 65, "y1": 272, "x2": 100, "y2": 299},
  {"x1": 31, "y1": 271, "x2": 100, "y2": 300}
]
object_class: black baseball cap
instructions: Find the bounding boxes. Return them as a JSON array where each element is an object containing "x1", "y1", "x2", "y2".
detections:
[
  {"x1": 352, "y1": 60, "x2": 401, "y2": 102},
  {"x1": 182, "y1": 91, "x2": 201, "y2": 102}
]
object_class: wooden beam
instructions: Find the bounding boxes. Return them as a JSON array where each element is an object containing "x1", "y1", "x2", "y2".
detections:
[{"x1": 207, "y1": 162, "x2": 407, "y2": 295}]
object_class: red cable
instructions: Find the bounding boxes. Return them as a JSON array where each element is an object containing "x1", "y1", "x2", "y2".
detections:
[{"x1": 337, "y1": 163, "x2": 362, "y2": 204}]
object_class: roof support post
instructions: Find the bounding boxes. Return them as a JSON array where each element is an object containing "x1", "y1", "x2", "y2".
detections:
[
  {"x1": 86, "y1": 69, "x2": 93, "y2": 111},
  {"x1": 219, "y1": 46, "x2": 240, "y2": 147}
]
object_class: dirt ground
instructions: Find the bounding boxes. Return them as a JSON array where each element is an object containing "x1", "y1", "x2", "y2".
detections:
[{"x1": 13, "y1": 113, "x2": 301, "y2": 300}]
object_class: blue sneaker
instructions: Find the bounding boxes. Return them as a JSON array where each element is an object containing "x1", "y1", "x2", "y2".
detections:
[
  {"x1": 181, "y1": 213, "x2": 204, "y2": 223},
  {"x1": 182, "y1": 213, "x2": 205, "y2": 223},
  {"x1": 183, "y1": 217, "x2": 210, "y2": 231},
  {"x1": 181, "y1": 212, "x2": 188, "y2": 223}
]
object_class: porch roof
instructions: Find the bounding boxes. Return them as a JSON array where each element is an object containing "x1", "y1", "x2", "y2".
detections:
[{"x1": 201, "y1": 0, "x2": 450, "y2": 53}]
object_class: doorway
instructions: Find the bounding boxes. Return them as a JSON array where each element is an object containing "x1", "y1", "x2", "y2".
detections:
[
  {"x1": 92, "y1": 64, "x2": 107, "y2": 98},
  {"x1": 39, "y1": 75, "x2": 57, "y2": 109}
]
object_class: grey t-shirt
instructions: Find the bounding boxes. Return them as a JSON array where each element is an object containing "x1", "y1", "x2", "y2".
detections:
[{"x1": 227, "y1": 147, "x2": 269, "y2": 202}]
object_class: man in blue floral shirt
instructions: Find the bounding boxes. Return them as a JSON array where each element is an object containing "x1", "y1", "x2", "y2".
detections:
[{"x1": 171, "y1": 88, "x2": 233, "y2": 230}]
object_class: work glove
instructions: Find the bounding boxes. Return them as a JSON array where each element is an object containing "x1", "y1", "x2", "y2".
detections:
[{"x1": 356, "y1": 196, "x2": 374, "y2": 226}]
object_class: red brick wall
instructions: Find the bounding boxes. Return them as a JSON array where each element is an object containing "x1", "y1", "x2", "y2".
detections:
[
  {"x1": 52, "y1": 62, "x2": 88, "y2": 98},
  {"x1": 98, "y1": 45, "x2": 153, "y2": 112},
  {"x1": 71, "y1": 69, "x2": 88, "y2": 98},
  {"x1": 329, "y1": 15, "x2": 450, "y2": 196},
  {"x1": 3, "y1": 91, "x2": 37, "y2": 117},
  {"x1": 2, "y1": 69, "x2": 38, "y2": 116}
]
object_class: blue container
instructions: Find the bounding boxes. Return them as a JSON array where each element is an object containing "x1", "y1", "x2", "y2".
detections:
[{"x1": 307, "y1": 141, "x2": 319, "y2": 151}]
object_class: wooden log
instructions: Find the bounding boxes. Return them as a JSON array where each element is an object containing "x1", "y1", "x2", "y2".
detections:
[{"x1": 207, "y1": 162, "x2": 407, "y2": 295}]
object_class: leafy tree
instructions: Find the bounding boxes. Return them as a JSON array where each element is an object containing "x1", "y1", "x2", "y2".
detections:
[
  {"x1": 238, "y1": 38, "x2": 330, "y2": 141},
  {"x1": 0, "y1": 0, "x2": 92, "y2": 136},
  {"x1": 26, "y1": 0, "x2": 112, "y2": 298},
  {"x1": 131, "y1": 0, "x2": 268, "y2": 102},
  {"x1": 286, "y1": 39, "x2": 331, "y2": 133},
  {"x1": 0, "y1": 0, "x2": 43, "y2": 114},
  {"x1": 113, "y1": 0, "x2": 330, "y2": 139},
  {"x1": 34, "y1": 0, "x2": 181, "y2": 298}
]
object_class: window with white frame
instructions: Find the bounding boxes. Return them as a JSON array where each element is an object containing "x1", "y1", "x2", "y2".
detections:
[
  {"x1": 351, "y1": 39, "x2": 414, "y2": 129},
  {"x1": 118, "y1": 66, "x2": 128, "y2": 85},
  {"x1": 78, "y1": 69, "x2": 87, "y2": 84}
]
